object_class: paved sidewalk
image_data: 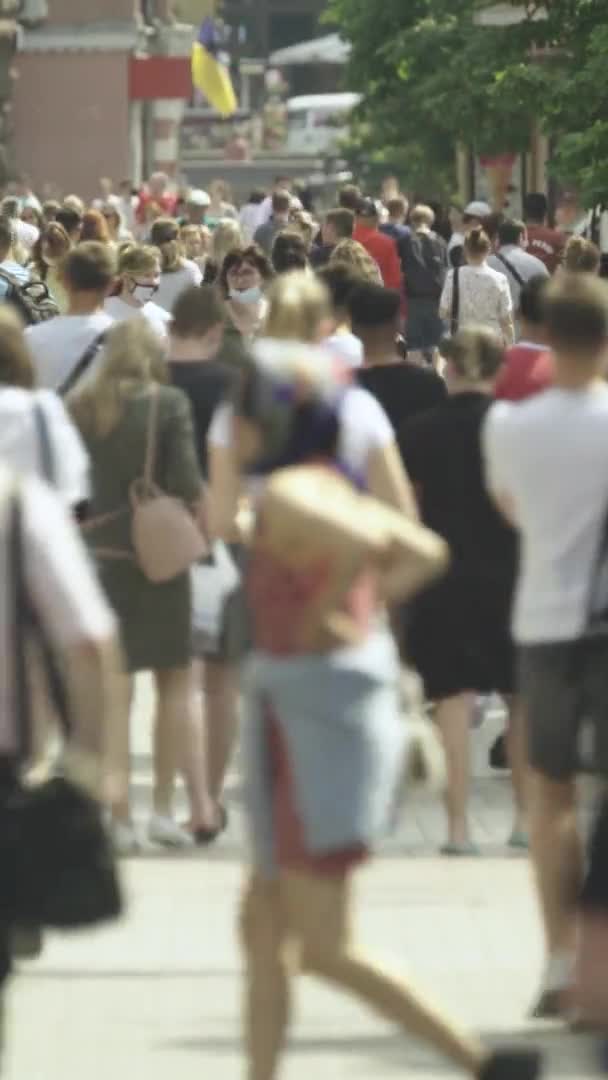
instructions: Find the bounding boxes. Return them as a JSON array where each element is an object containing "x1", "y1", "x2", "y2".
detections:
[{"x1": 2, "y1": 683, "x2": 602, "y2": 1079}]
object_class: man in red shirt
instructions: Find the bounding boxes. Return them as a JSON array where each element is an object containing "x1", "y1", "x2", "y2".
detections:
[
  {"x1": 353, "y1": 197, "x2": 402, "y2": 291},
  {"x1": 524, "y1": 193, "x2": 566, "y2": 274},
  {"x1": 136, "y1": 171, "x2": 177, "y2": 226},
  {"x1": 494, "y1": 275, "x2": 553, "y2": 401}
]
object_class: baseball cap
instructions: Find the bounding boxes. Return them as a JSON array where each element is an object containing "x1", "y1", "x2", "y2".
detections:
[
  {"x1": 357, "y1": 196, "x2": 381, "y2": 219},
  {"x1": 464, "y1": 200, "x2": 491, "y2": 219},
  {"x1": 188, "y1": 188, "x2": 210, "y2": 207}
]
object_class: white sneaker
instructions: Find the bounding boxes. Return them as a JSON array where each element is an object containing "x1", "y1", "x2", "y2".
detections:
[
  {"x1": 148, "y1": 814, "x2": 194, "y2": 849},
  {"x1": 111, "y1": 821, "x2": 140, "y2": 857}
]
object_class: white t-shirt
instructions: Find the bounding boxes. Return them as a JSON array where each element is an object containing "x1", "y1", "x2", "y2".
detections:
[
  {"x1": 208, "y1": 384, "x2": 393, "y2": 485},
  {"x1": 154, "y1": 261, "x2": 202, "y2": 313},
  {"x1": 104, "y1": 296, "x2": 171, "y2": 339},
  {"x1": 0, "y1": 387, "x2": 89, "y2": 505},
  {"x1": 26, "y1": 312, "x2": 114, "y2": 392},
  {"x1": 323, "y1": 332, "x2": 364, "y2": 370},
  {"x1": 483, "y1": 385, "x2": 608, "y2": 644},
  {"x1": 440, "y1": 263, "x2": 513, "y2": 341},
  {"x1": 0, "y1": 469, "x2": 115, "y2": 754},
  {"x1": 14, "y1": 218, "x2": 39, "y2": 252}
]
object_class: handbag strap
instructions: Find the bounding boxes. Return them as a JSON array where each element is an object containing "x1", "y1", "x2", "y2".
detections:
[
  {"x1": 495, "y1": 251, "x2": 525, "y2": 288},
  {"x1": 450, "y1": 266, "x2": 460, "y2": 336},
  {"x1": 33, "y1": 400, "x2": 55, "y2": 486},
  {"x1": 11, "y1": 487, "x2": 71, "y2": 761},
  {"x1": 143, "y1": 384, "x2": 160, "y2": 490},
  {"x1": 58, "y1": 332, "x2": 107, "y2": 398}
]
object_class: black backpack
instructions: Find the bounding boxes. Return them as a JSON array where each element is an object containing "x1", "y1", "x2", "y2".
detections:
[
  {"x1": 0, "y1": 269, "x2": 59, "y2": 326},
  {"x1": 401, "y1": 231, "x2": 447, "y2": 299}
]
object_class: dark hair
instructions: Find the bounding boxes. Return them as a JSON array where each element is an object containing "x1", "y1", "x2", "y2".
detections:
[
  {"x1": 80, "y1": 209, "x2": 110, "y2": 244},
  {"x1": 317, "y1": 263, "x2": 360, "y2": 314},
  {"x1": 171, "y1": 284, "x2": 225, "y2": 338},
  {"x1": 0, "y1": 217, "x2": 13, "y2": 255},
  {"x1": 519, "y1": 274, "x2": 549, "y2": 325},
  {"x1": 498, "y1": 218, "x2": 525, "y2": 248},
  {"x1": 248, "y1": 189, "x2": 266, "y2": 206},
  {"x1": 338, "y1": 184, "x2": 361, "y2": 211},
  {"x1": 543, "y1": 274, "x2": 608, "y2": 354},
  {"x1": 464, "y1": 226, "x2": 491, "y2": 259},
  {"x1": 219, "y1": 245, "x2": 273, "y2": 297},
  {"x1": 150, "y1": 217, "x2": 181, "y2": 272},
  {"x1": 62, "y1": 241, "x2": 117, "y2": 292},
  {"x1": 441, "y1": 326, "x2": 504, "y2": 381},
  {"x1": 387, "y1": 197, "x2": 408, "y2": 219},
  {"x1": 271, "y1": 190, "x2": 291, "y2": 215},
  {"x1": 56, "y1": 206, "x2": 82, "y2": 237},
  {"x1": 31, "y1": 221, "x2": 71, "y2": 280},
  {"x1": 325, "y1": 208, "x2": 354, "y2": 240},
  {"x1": 563, "y1": 235, "x2": 601, "y2": 275},
  {"x1": 483, "y1": 212, "x2": 504, "y2": 243},
  {"x1": 347, "y1": 281, "x2": 401, "y2": 330},
  {"x1": 524, "y1": 192, "x2": 548, "y2": 224},
  {"x1": 271, "y1": 230, "x2": 308, "y2": 274},
  {"x1": 42, "y1": 199, "x2": 61, "y2": 221}
]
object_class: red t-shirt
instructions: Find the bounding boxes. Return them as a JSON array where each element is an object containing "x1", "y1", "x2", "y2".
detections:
[
  {"x1": 353, "y1": 225, "x2": 402, "y2": 290},
  {"x1": 136, "y1": 191, "x2": 177, "y2": 224},
  {"x1": 525, "y1": 225, "x2": 565, "y2": 273},
  {"x1": 494, "y1": 342, "x2": 554, "y2": 402}
]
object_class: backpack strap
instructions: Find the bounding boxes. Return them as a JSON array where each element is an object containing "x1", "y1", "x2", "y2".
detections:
[
  {"x1": 494, "y1": 251, "x2": 525, "y2": 288},
  {"x1": 58, "y1": 332, "x2": 107, "y2": 398},
  {"x1": 450, "y1": 266, "x2": 460, "y2": 336}
]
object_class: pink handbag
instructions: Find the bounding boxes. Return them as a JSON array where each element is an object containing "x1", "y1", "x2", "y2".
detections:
[{"x1": 130, "y1": 386, "x2": 206, "y2": 583}]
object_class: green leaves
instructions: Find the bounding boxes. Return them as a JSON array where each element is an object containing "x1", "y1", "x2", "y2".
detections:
[{"x1": 326, "y1": 0, "x2": 608, "y2": 205}]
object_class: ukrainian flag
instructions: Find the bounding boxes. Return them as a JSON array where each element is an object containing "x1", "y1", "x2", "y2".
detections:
[{"x1": 191, "y1": 18, "x2": 237, "y2": 118}]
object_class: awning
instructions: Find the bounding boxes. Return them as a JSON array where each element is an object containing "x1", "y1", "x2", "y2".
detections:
[{"x1": 269, "y1": 33, "x2": 351, "y2": 67}]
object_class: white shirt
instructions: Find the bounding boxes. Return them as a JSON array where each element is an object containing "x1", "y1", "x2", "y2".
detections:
[
  {"x1": 488, "y1": 245, "x2": 549, "y2": 310},
  {"x1": 154, "y1": 261, "x2": 203, "y2": 313},
  {"x1": 0, "y1": 387, "x2": 89, "y2": 505},
  {"x1": 239, "y1": 203, "x2": 264, "y2": 244},
  {"x1": 26, "y1": 312, "x2": 114, "y2": 392},
  {"x1": 483, "y1": 385, "x2": 608, "y2": 644},
  {"x1": 104, "y1": 296, "x2": 171, "y2": 339},
  {"x1": 440, "y1": 263, "x2": 513, "y2": 341},
  {"x1": 13, "y1": 218, "x2": 39, "y2": 252},
  {"x1": 0, "y1": 468, "x2": 115, "y2": 754},
  {"x1": 323, "y1": 332, "x2": 364, "y2": 369},
  {"x1": 208, "y1": 384, "x2": 393, "y2": 485}
]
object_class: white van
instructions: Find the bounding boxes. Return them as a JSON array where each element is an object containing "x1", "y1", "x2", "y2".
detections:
[{"x1": 286, "y1": 93, "x2": 362, "y2": 155}]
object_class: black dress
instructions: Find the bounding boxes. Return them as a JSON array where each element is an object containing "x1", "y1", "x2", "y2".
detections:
[{"x1": 398, "y1": 392, "x2": 517, "y2": 699}]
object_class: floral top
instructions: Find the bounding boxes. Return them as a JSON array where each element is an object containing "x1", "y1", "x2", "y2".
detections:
[{"x1": 440, "y1": 262, "x2": 513, "y2": 343}]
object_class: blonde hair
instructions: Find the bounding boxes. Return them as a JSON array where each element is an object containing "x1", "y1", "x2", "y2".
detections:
[
  {"x1": 264, "y1": 271, "x2": 331, "y2": 343},
  {"x1": 329, "y1": 239, "x2": 383, "y2": 283},
  {"x1": 117, "y1": 243, "x2": 160, "y2": 277},
  {"x1": 0, "y1": 306, "x2": 35, "y2": 387},
  {"x1": 442, "y1": 325, "x2": 504, "y2": 382},
  {"x1": 69, "y1": 318, "x2": 167, "y2": 437},
  {"x1": 564, "y1": 234, "x2": 601, "y2": 275},
  {"x1": 211, "y1": 219, "x2": 243, "y2": 269},
  {"x1": 410, "y1": 204, "x2": 435, "y2": 229}
]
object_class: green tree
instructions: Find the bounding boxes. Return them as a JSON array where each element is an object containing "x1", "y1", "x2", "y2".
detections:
[{"x1": 327, "y1": 0, "x2": 608, "y2": 206}]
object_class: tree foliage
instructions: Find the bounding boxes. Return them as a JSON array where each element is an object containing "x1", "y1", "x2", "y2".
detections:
[{"x1": 325, "y1": 0, "x2": 608, "y2": 206}]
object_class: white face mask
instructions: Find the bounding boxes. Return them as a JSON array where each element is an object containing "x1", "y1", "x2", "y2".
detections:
[
  {"x1": 229, "y1": 285, "x2": 262, "y2": 305},
  {"x1": 131, "y1": 282, "x2": 158, "y2": 306}
]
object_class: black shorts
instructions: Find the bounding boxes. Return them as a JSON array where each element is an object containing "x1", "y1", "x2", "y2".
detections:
[{"x1": 519, "y1": 638, "x2": 608, "y2": 780}]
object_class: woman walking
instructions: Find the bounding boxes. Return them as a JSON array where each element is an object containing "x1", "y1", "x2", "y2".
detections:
[
  {"x1": 149, "y1": 218, "x2": 202, "y2": 312},
  {"x1": 104, "y1": 243, "x2": 170, "y2": 339},
  {"x1": 70, "y1": 319, "x2": 204, "y2": 853},
  {"x1": 440, "y1": 228, "x2": 515, "y2": 345},
  {"x1": 399, "y1": 327, "x2": 525, "y2": 853}
]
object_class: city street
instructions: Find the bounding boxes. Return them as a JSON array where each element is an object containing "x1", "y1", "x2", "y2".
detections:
[{"x1": 2, "y1": 684, "x2": 603, "y2": 1079}]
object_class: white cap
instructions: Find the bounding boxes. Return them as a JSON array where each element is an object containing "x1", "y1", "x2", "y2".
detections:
[
  {"x1": 188, "y1": 189, "x2": 210, "y2": 207},
  {"x1": 464, "y1": 200, "x2": 492, "y2": 218}
]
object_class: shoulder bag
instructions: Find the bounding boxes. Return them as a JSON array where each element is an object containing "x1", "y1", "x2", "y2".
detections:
[
  {"x1": 130, "y1": 385, "x2": 207, "y2": 583},
  {"x1": 494, "y1": 251, "x2": 525, "y2": 288},
  {"x1": 0, "y1": 486, "x2": 123, "y2": 930},
  {"x1": 58, "y1": 332, "x2": 107, "y2": 398}
]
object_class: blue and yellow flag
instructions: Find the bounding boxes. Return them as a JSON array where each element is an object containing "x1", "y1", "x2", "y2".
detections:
[{"x1": 191, "y1": 18, "x2": 237, "y2": 118}]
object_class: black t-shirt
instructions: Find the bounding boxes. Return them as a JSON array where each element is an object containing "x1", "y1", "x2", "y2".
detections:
[
  {"x1": 398, "y1": 392, "x2": 516, "y2": 578},
  {"x1": 357, "y1": 361, "x2": 446, "y2": 437},
  {"x1": 168, "y1": 360, "x2": 234, "y2": 479}
]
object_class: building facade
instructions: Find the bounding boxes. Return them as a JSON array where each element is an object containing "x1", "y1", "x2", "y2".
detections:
[{"x1": 12, "y1": 0, "x2": 193, "y2": 198}]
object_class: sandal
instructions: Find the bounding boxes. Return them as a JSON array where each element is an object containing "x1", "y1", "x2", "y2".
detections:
[{"x1": 194, "y1": 804, "x2": 228, "y2": 846}]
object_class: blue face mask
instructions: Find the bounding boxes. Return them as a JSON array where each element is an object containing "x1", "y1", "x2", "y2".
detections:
[{"x1": 230, "y1": 285, "x2": 262, "y2": 305}]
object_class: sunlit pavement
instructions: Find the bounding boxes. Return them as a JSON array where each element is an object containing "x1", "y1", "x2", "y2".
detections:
[{"x1": 3, "y1": 680, "x2": 603, "y2": 1079}]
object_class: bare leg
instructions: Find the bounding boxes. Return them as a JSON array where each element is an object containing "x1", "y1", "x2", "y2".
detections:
[
  {"x1": 528, "y1": 770, "x2": 583, "y2": 958},
  {"x1": 153, "y1": 667, "x2": 191, "y2": 817},
  {"x1": 240, "y1": 875, "x2": 292, "y2": 1080},
  {"x1": 181, "y1": 662, "x2": 216, "y2": 829},
  {"x1": 435, "y1": 693, "x2": 474, "y2": 848},
  {"x1": 504, "y1": 694, "x2": 528, "y2": 838},
  {"x1": 106, "y1": 671, "x2": 133, "y2": 823},
  {"x1": 204, "y1": 658, "x2": 239, "y2": 804}
]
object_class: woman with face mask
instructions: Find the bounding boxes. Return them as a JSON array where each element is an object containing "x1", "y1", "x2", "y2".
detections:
[
  {"x1": 104, "y1": 244, "x2": 171, "y2": 340},
  {"x1": 30, "y1": 222, "x2": 71, "y2": 312},
  {"x1": 218, "y1": 245, "x2": 273, "y2": 350}
]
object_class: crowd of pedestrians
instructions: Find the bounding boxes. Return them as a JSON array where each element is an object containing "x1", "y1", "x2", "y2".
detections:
[{"x1": 0, "y1": 169, "x2": 608, "y2": 1077}]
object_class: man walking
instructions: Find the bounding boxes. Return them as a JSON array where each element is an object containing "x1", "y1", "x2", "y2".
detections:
[
  {"x1": 353, "y1": 197, "x2": 402, "y2": 290},
  {"x1": 253, "y1": 190, "x2": 291, "y2": 256},
  {"x1": 488, "y1": 219, "x2": 548, "y2": 314}
]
